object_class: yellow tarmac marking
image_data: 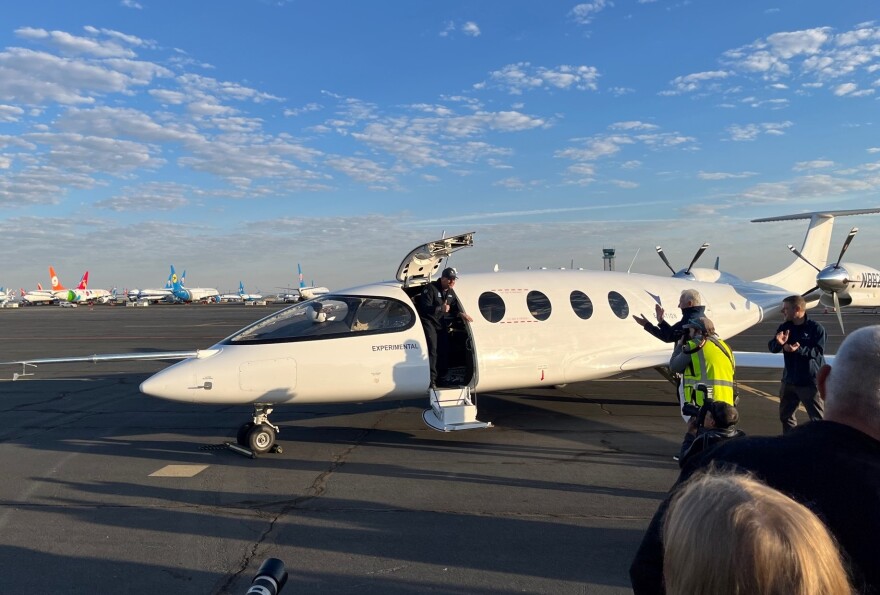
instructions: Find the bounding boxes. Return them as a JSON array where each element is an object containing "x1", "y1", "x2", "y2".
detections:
[{"x1": 149, "y1": 465, "x2": 209, "y2": 477}]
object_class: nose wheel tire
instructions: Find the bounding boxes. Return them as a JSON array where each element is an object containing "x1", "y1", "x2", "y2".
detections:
[
  {"x1": 248, "y1": 424, "x2": 276, "y2": 454},
  {"x1": 236, "y1": 422, "x2": 255, "y2": 446}
]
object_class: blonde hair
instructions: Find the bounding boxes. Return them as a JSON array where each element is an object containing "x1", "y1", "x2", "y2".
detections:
[{"x1": 663, "y1": 471, "x2": 851, "y2": 595}]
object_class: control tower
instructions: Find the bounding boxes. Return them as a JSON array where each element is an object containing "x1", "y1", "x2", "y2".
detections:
[{"x1": 602, "y1": 247, "x2": 616, "y2": 271}]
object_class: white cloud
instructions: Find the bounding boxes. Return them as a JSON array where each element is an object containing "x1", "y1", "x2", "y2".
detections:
[
  {"x1": 662, "y1": 70, "x2": 730, "y2": 95},
  {"x1": 793, "y1": 159, "x2": 836, "y2": 171},
  {"x1": 697, "y1": 171, "x2": 757, "y2": 180},
  {"x1": 726, "y1": 121, "x2": 793, "y2": 141},
  {"x1": 120, "y1": 0, "x2": 143, "y2": 8},
  {"x1": 440, "y1": 20, "x2": 481, "y2": 38},
  {"x1": 609, "y1": 121, "x2": 659, "y2": 131},
  {"x1": 462, "y1": 22, "x2": 481, "y2": 37},
  {"x1": 666, "y1": 23, "x2": 880, "y2": 104},
  {"x1": 570, "y1": 1, "x2": 613, "y2": 25},
  {"x1": 93, "y1": 182, "x2": 191, "y2": 211},
  {"x1": 15, "y1": 27, "x2": 137, "y2": 59},
  {"x1": 833, "y1": 82, "x2": 859, "y2": 96},
  {"x1": 477, "y1": 62, "x2": 600, "y2": 94}
]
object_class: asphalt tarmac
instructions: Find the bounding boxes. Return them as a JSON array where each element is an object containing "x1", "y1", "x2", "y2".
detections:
[{"x1": 0, "y1": 303, "x2": 876, "y2": 594}]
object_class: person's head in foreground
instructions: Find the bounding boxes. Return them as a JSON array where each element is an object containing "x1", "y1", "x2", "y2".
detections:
[{"x1": 662, "y1": 471, "x2": 851, "y2": 595}]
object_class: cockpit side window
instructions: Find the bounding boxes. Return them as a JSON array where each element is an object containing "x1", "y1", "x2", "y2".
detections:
[{"x1": 224, "y1": 295, "x2": 415, "y2": 344}]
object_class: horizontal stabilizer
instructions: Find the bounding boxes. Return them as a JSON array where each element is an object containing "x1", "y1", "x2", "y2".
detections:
[{"x1": 752, "y1": 207, "x2": 880, "y2": 223}]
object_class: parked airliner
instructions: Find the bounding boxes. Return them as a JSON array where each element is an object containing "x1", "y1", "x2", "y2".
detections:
[
  {"x1": 168, "y1": 266, "x2": 219, "y2": 303},
  {"x1": 49, "y1": 268, "x2": 112, "y2": 304},
  {"x1": 5, "y1": 208, "x2": 879, "y2": 454}
]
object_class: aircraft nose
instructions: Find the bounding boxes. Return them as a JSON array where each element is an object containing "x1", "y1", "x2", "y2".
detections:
[{"x1": 140, "y1": 362, "x2": 193, "y2": 402}]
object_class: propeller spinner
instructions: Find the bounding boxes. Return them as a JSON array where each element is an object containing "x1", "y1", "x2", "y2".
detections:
[{"x1": 789, "y1": 227, "x2": 858, "y2": 334}]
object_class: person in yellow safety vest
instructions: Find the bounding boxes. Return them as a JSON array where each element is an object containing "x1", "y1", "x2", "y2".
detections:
[{"x1": 669, "y1": 316, "x2": 737, "y2": 413}]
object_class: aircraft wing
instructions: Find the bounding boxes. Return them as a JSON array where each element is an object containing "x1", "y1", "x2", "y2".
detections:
[
  {"x1": 619, "y1": 351, "x2": 673, "y2": 371},
  {"x1": 0, "y1": 351, "x2": 199, "y2": 380},
  {"x1": 1, "y1": 351, "x2": 198, "y2": 366},
  {"x1": 733, "y1": 351, "x2": 834, "y2": 368},
  {"x1": 620, "y1": 350, "x2": 834, "y2": 372}
]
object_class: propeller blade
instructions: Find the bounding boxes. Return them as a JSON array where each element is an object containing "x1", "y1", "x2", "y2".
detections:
[
  {"x1": 834, "y1": 227, "x2": 858, "y2": 268},
  {"x1": 655, "y1": 246, "x2": 677, "y2": 275},
  {"x1": 684, "y1": 243, "x2": 710, "y2": 275},
  {"x1": 802, "y1": 286, "x2": 819, "y2": 297},
  {"x1": 787, "y1": 245, "x2": 822, "y2": 272},
  {"x1": 833, "y1": 291, "x2": 845, "y2": 335}
]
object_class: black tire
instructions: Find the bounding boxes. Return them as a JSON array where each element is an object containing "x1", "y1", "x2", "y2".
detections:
[
  {"x1": 236, "y1": 422, "x2": 254, "y2": 446},
  {"x1": 248, "y1": 424, "x2": 276, "y2": 454}
]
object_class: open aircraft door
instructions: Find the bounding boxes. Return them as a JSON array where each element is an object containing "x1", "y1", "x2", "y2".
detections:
[{"x1": 396, "y1": 233, "x2": 489, "y2": 431}]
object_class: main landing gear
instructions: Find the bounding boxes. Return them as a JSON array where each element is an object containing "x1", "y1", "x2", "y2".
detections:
[{"x1": 236, "y1": 404, "x2": 283, "y2": 455}]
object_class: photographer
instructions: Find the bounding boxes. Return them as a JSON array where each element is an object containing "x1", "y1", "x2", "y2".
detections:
[
  {"x1": 669, "y1": 316, "x2": 736, "y2": 408},
  {"x1": 677, "y1": 400, "x2": 744, "y2": 468}
]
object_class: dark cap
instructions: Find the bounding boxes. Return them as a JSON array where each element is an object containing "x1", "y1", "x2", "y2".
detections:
[
  {"x1": 708, "y1": 401, "x2": 738, "y2": 428},
  {"x1": 441, "y1": 267, "x2": 458, "y2": 280},
  {"x1": 683, "y1": 316, "x2": 715, "y2": 335}
]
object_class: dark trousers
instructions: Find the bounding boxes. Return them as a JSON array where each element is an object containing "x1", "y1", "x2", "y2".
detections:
[
  {"x1": 422, "y1": 322, "x2": 449, "y2": 386},
  {"x1": 779, "y1": 382, "x2": 824, "y2": 434}
]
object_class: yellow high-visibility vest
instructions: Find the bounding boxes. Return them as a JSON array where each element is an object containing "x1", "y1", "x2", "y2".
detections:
[{"x1": 682, "y1": 336, "x2": 736, "y2": 406}]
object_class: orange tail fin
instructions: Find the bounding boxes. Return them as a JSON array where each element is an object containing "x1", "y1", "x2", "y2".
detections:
[{"x1": 49, "y1": 266, "x2": 66, "y2": 291}]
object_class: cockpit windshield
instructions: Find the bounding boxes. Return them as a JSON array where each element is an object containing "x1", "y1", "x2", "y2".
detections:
[{"x1": 224, "y1": 295, "x2": 416, "y2": 344}]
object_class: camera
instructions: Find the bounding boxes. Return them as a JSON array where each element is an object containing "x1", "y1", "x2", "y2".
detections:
[
  {"x1": 682, "y1": 384, "x2": 713, "y2": 428},
  {"x1": 246, "y1": 558, "x2": 288, "y2": 595}
]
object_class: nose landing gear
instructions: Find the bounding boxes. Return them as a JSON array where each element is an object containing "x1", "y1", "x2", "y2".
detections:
[{"x1": 236, "y1": 404, "x2": 283, "y2": 455}]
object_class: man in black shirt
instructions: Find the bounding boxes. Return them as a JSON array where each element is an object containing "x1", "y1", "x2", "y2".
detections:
[
  {"x1": 769, "y1": 294, "x2": 826, "y2": 433},
  {"x1": 417, "y1": 267, "x2": 473, "y2": 387}
]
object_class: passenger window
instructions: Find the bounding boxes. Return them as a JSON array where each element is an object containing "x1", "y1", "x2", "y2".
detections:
[
  {"x1": 526, "y1": 290, "x2": 551, "y2": 321},
  {"x1": 607, "y1": 291, "x2": 629, "y2": 319},
  {"x1": 570, "y1": 291, "x2": 593, "y2": 319},
  {"x1": 478, "y1": 292, "x2": 505, "y2": 323}
]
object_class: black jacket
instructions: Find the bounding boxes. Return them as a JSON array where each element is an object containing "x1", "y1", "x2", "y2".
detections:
[
  {"x1": 417, "y1": 280, "x2": 462, "y2": 330},
  {"x1": 767, "y1": 316, "x2": 826, "y2": 386},
  {"x1": 630, "y1": 421, "x2": 880, "y2": 594},
  {"x1": 643, "y1": 305, "x2": 705, "y2": 343},
  {"x1": 677, "y1": 426, "x2": 745, "y2": 469}
]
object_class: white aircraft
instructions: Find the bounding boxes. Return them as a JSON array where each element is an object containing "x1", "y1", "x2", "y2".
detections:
[
  {"x1": 220, "y1": 282, "x2": 263, "y2": 303},
  {"x1": 0, "y1": 287, "x2": 13, "y2": 305},
  {"x1": 296, "y1": 263, "x2": 329, "y2": 300},
  {"x1": 23, "y1": 269, "x2": 87, "y2": 305},
  {"x1": 19, "y1": 285, "x2": 54, "y2": 305},
  {"x1": 756, "y1": 213, "x2": 880, "y2": 332},
  {"x1": 5, "y1": 208, "x2": 878, "y2": 455},
  {"x1": 168, "y1": 266, "x2": 219, "y2": 303},
  {"x1": 49, "y1": 267, "x2": 112, "y2": 304},
  {"x1": 129, "y1": 270, "x2": 175, "y2": 303}
]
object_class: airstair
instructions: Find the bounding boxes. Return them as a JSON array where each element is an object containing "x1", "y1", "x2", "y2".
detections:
[{"x1": 423, "y1": 386, "x2": 492, "y2": 432}]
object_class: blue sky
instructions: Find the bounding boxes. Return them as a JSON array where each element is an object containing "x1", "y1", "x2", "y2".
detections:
[{"x1": 1, "y1": 0, "x2": 879, "y2": 293}]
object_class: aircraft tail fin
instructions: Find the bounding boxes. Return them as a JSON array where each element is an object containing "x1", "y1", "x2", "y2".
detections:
[
  {"x1": 49, "y1": 266, "x2": 65, "y2": 291},
  {"x1": 37, "y1": 283, "x2": 43, "y2": 291},
  {"x1": 752, "y1": 211, "x2": 835, "y2": 292},
  {"x1": 78, "y1": 271, "x2": 89, "y2": 290},
  {"x1": 170, "y1": 265, "x2": 183, "y2": 290},
  {"x1": 298, "y1": 263, "x2": 305, "y2": 289},
  {"x1": 239, "y1": 281, "x2": 245, "y2": 295}
]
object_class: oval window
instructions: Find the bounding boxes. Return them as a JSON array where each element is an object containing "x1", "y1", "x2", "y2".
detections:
[
  {"x1": 570, "y1": 291, "x2": 594, "y2": 320},
  {"x1": 526, "y1": 290, "x2": 551, "y2": 321},
  {"x1": 607, "y1": 291, "x2": 629, "y2": 319},
  {"x1": 478, "y1": 292, "x2": 506, "y2": 323}
]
